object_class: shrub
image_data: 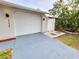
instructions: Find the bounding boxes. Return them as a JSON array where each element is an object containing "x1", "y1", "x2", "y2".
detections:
[
  {"x1": 49, "y1": 0, "x2": 79, "y2": 32},
  {"x1": 56, "y1": 10, "x2": 79, "y2": 32},
  {"x1": 0, "y1": 48, "x2": 13, "y2": 59}
]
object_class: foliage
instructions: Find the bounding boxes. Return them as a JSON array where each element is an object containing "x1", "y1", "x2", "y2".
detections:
[
  {"x1": 49, "y1": 0, "x2": 79, "y2": 32},
  {"x1": 49, "y1": 1, "x2": 64, "y2": 16},
  {"x1": 0, "y1": 48, "x2": 13, "y2": 59},
  {"x1": 0, "y1": 50, "x2": 8, "y2": 59},
  {"x1": 56, "y1": 10, "x2": 79, "y2": 32}
]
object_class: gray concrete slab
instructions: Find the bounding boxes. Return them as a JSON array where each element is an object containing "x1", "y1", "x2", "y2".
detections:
[
  {"x1": 0, "y1": 33, "x2": 79, "y2": 59},
  {"x1": 0, "y1": 40, "x2": 15, "y2": 50},
  {"x1": 13, "y1": 33, "x2": 79, "y2": 59}
]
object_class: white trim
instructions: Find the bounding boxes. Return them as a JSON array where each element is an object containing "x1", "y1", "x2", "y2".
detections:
[{"x1": 0, "y1": 0, "x2": 49, "y2": 14}]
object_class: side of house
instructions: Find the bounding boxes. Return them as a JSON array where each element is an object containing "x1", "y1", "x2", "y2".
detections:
[
  {"x1": 13, "y1": 8, "x2": 48, "y2": 36},
  {"x1": 0, "y1": 5, "x2": 15, "y2": 41},
  {"x1": 0, "y1": 2, "x2": 48, "y2": 41}
]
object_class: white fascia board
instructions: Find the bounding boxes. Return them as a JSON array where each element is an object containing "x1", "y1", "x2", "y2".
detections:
[{"x1": 0, "y1": 0, "x2": 49, "y2": 14}]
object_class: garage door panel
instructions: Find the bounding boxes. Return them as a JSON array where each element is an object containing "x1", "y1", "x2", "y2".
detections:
[{"x1": 14, "y1": 11, "x2": 41, "y2": 36}]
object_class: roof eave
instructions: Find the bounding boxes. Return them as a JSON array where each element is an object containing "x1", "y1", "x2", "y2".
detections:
[{"x1": 0, "y1": 0, "x2": 49, "y2": 14}]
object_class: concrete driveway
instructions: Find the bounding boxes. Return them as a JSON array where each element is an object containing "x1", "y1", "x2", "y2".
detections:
[
  {"x1": 13, "y1": 33, "x2": 79, "y2": 59},
  {"x1": 0, "y1": 33, "x2": 79, "y2": 59}
]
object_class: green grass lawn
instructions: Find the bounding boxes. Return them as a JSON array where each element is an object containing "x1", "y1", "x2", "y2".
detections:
[{"x1": 56, "y1": 34, "x2": 79, "y2": 50}]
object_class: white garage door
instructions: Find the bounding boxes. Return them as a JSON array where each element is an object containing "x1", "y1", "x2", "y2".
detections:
[{"x1": 14, "y1": 10, "x2": 42, "y2": 36}]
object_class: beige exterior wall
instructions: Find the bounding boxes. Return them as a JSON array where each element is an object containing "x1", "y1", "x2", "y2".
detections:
[
  {"x1": 0, "y1": 5, "x2": 48, "y2": 39},
  {"x1": 0, "y1": 5, "x2": 15, "y2": 40},
  {"x1": 41, "y1": 15, "x2": 48, "y2": 32}
]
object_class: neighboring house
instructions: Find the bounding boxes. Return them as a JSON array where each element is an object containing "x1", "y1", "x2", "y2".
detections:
[{"x1": 0, "y1": 1, "x2": 49, "y2": 42}]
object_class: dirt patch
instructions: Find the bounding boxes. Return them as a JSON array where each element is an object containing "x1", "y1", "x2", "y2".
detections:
[{"x1": 56, "y1": 34, "x2": 79, "y2": 50}]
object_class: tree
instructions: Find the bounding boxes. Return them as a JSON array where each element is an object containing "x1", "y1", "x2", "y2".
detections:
[{"x1": 49, "y1": 0, "x2": 79, "y2": 32}]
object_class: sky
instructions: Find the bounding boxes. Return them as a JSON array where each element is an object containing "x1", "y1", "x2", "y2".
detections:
[{"x1": 4, "y1": 0, "x2": 54, "y2": 12}]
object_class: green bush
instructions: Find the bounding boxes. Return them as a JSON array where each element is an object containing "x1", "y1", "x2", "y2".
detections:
[
  {"x1": 49, "y1": 0, "x2": 79, "y2": 32},
  {"x1": 0, "y1": 50, "x2": 8, "y2": 59},
  {"x1": 56, "y1": 10, "x2": 79, "y2": 32}
]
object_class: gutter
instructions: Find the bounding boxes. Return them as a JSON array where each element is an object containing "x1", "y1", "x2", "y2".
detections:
[{"x1": 0, "y1": 0, "x2": 49, "y2": 14}]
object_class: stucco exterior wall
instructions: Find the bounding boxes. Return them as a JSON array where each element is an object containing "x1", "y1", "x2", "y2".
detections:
[
  {"x1": 0, "y1": 5, "x2": 15, "y2": 40},
  {"x1": 41, "y1": 15, "x2": 48, "y2": 32},
  {"x1": 0, "y1": 5, "x2": 48, "y2": 39}
]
